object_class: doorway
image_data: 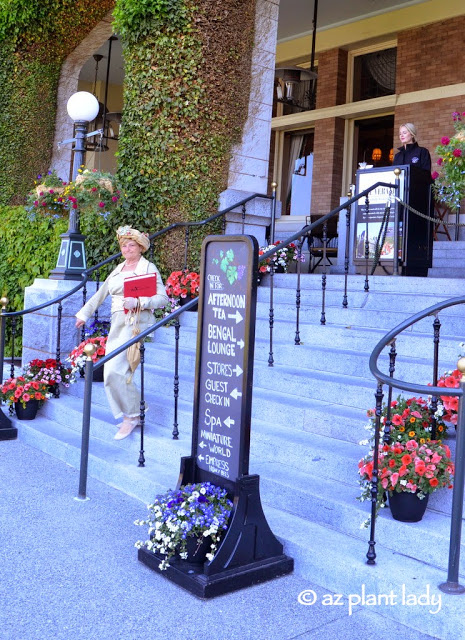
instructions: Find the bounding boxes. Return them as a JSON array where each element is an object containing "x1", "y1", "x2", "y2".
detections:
[
  {"x1": 280, "y1": 129, "x2": 314, "y2": 216},
  {"x1": 353, "y1": 115, "x2": 394, "y2": 180}
]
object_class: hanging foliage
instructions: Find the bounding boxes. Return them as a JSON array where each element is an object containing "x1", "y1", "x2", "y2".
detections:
[
  {"x1": 0, "y1": 0, "x2": 115, "y2": 206},
  {"x1": 0, "y1": 0, "x2": 256, "y2": 276},
  {"x1": 114, "y1": 0, "x2": 256, "y2": 271}
]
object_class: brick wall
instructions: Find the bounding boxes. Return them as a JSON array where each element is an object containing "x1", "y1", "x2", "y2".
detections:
[
  {"x1": 316, "y1": 48, "x2": 348, "y2": 109},
  {"x1": 394, "y1": 98, "x2": 465, "y2": 168},
  {"x1": 311, "y1": 117, "x2": 346, "y2": 214},
  {"x1": 397, "y1": 16, "x2": 465, "y2": 94}
]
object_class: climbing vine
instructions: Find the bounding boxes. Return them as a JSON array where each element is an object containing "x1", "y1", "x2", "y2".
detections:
[
  {"x1": 114, "y1": 0, "x2": 256, "y2": 271},
  {"x1": 0, "y1": 0, "x2": 257, "y2": 277},
  {"x1": 0, "y1": 0, "x2": 115, "y2": 205}
]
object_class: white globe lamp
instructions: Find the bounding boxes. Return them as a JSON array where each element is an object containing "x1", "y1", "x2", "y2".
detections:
[{"x1": 66, "y1": 91, "x2": 99, "y2": 123}]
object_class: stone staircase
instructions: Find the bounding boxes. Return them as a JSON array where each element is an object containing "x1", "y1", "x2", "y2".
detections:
[
  {"x1": 10, "y1": 273, "x2": 465, "y2": 638},
  {"x1": 429, "y1": 240, "x2": 465, "y2": 278}
]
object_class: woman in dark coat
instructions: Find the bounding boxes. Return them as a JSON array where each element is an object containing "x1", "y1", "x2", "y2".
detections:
[{"x1": 393, "y1": 123, "x2": 431, "y2": 172}]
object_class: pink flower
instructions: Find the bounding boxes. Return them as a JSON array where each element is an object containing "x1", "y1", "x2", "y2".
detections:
[
  {"x1": 390, "y1": 472, "x2": 399, "y2": 487},
  {"x1": 437, "y1": 158, "x2": 443, "y2": 166},
  {"x1": 441, "y1": 137, "x2": 450, "y2": 145},
  {"x1": 91, "y1": 187, "x2": 97, "y2": 192},
  {"x1": 453, "y1": 148, "x2": 462, "y2": 157},
  {"x1": 112, "y1": 196, "x2": 118, "y2": 202},
  {"x1": 405, "y1": 439, "x2": 418, "y2": 451},
  {"x1": 98, "y1": 202, "x2": 105, "y2": 208},
  {"x1": 431, "y1": 171, "x2": 439, "y2": 180}
]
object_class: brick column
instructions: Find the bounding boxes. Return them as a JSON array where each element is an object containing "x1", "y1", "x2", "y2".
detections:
[
  {"x1": 310, "y1": 48, "x2": 348, "y2": 214},
  {"x1": 311, "y1": 117, "x2": 346, "y2": 215}
]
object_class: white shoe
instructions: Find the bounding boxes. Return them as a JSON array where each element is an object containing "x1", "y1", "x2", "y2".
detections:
[{"x1": 114, "y1": 418, "x2": 139, "y2": 440}]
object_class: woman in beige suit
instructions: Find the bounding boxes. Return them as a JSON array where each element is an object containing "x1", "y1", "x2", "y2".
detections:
[{"x1": 75, "y1": 226, "x2": 168, "y2": 440}]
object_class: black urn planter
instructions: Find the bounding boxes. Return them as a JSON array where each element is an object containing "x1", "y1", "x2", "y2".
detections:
[
  {"x1": 388, "y1": 490, "x2": 429, "y2": 522},
  {"x1": 179, "y1": 296, "x2": 198, "y2": 311},
  {"x1": 92, "y1": 365, "x2": 104, "y2": 382},
  {"x1": 14, "y1": 399, "x2": 39, "y2": 421}
]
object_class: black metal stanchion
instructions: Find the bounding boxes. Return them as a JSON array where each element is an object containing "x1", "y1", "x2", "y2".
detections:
[
  {"x1": 75, "y1": 344, "x2": 96, "y2": 501},
  {"x1": 0, "y1": 297, "x2": 17, "y2": 440},
  {"x1": 439, "y1": 358, "x2": 465, "y2": 594}
]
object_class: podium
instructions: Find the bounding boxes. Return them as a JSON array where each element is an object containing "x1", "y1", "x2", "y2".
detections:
[{"x1": 354, "y1": 165, "x2": 433, "y2": 277}]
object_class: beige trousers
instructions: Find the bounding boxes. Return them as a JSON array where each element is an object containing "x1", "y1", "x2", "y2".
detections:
[{"x1": 103, "y1": 310, "x2": 153, "y2": 419}]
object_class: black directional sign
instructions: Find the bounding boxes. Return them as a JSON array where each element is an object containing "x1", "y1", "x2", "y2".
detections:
[
  {"x1": 139, "y1": 235, "x2": 294, "y2": 596},
  {"x1": 192, "y1": 235, "x2": 258, "y2": 487}
]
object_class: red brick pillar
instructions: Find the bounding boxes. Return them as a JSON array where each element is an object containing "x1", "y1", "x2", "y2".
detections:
[
  {"x1": 311, "y1": 117, "x2": 346, "y2": 214},
  {"x1": 311, "y1": 48, "x2": 348, "y2": 214}
]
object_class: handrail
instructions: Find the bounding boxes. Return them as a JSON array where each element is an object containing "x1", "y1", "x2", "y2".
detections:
[
  {"x1": 2, "y1": 191, "x2": 272, "y2": 318},
  {"x1": 369, "y1": 295, "x2": 465, "y2": 398},
  {"x1": 1, "y1": 275, "x2": 91, "y2": 318},
  {"x1": 260, "y1": 181, "x2": 397, "y2": 262},
  {"x1": 368, "y1": 293, "x2": 465, "y2": 594},
  {"x1": 92, "y1": 297, "x2": 197, "y2": 370}
]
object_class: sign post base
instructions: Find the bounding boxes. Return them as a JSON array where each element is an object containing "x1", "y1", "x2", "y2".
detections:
[
  {"x1": 0, "y1": 409, "x2": 17, "y2": 440},
  {"x1": 138, "y1": 547, "x2": 293, "y2": 599},
  {"x1": 138, "y1": 460, "x2": 293, "y2": 598}
]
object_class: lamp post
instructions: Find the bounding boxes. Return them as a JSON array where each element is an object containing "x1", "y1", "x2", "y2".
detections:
[{"x1": 50, "y1": 91, "x2": 99, "y2": 281}]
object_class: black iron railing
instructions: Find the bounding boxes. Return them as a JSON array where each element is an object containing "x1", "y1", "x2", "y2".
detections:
[
  {"x1": 260, "y1": 180, "x2": 399, "y2": 365},
  {"x1": 0, "y1": 191, "x2": 273, "y2": 466},
  {"x1": 1, "y1": 180, "x2": 404, "y2": 494},
  {"x1": 369, "y1": 296, "x2": 465, "y2": 595}
]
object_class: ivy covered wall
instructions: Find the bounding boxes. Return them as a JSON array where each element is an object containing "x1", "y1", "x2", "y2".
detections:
[
  {"x1": 0, "y1": 0, "x2": 115, "y2": 205},
  {"x1": 114, "y1": 0, "x2": 256, "y2": 270},
  {"x1": 0, "y1": 0, "x2": 257, "y2": 276}
]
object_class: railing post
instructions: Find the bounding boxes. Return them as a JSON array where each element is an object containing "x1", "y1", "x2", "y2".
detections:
[
  {"x1": 294, "y1": 236, "x2": 304, "y2": 345},
  {"x1": 320, "y1": 222, "x2": 327, "y2": 325},
  {"x1": 393, "y1": 168, "x2": 401, "y2": 276},
  {"x1": 364, "y1": 194, "x2": 370, "y2": 292},
  {"x1": 183, "y1": 227, "x2": 190, "y2": 271},
  {"x1": 430, "y1": 313, "x2": 441, "y2": 440},
  {"x1": 172, "y1": 318, "x2": 180, "y2": 439},
  {"x1": 76, "y1": 344, "x2": 96, "y2": 501},
  {"x1": 0, "y1": 297, "x2": 8, "y2": 382},
  {"x1": 10, "y1": 318, "x2": 17, "y2": 381},
  {"x1": 138, "y1": 342, "x2": 146, "y2": 467},
  {"x1": 54, "y1": 302, "x2": 63, "y2": 398},
  {"x1": 383, "y1": 340, "x2": 397, "y2": 443},
  {"x1": 270, "y1": 182, "x2": 277, "y2": 244},
  {"x1": 268, "y1": 261, "x2": 275, "y2": 366},
  {"x1": 343, "y1": 188, "x2": 352, "y2": 309},
  {"x1": 366, "y1": 381, "x2": 384, "y2": 565},
  {"x1": 439, "y1": 357, "x2": 465, "y2": 594},
  {"x1": 81, "y1": 283, "x2": 87, "y2": 342}
]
